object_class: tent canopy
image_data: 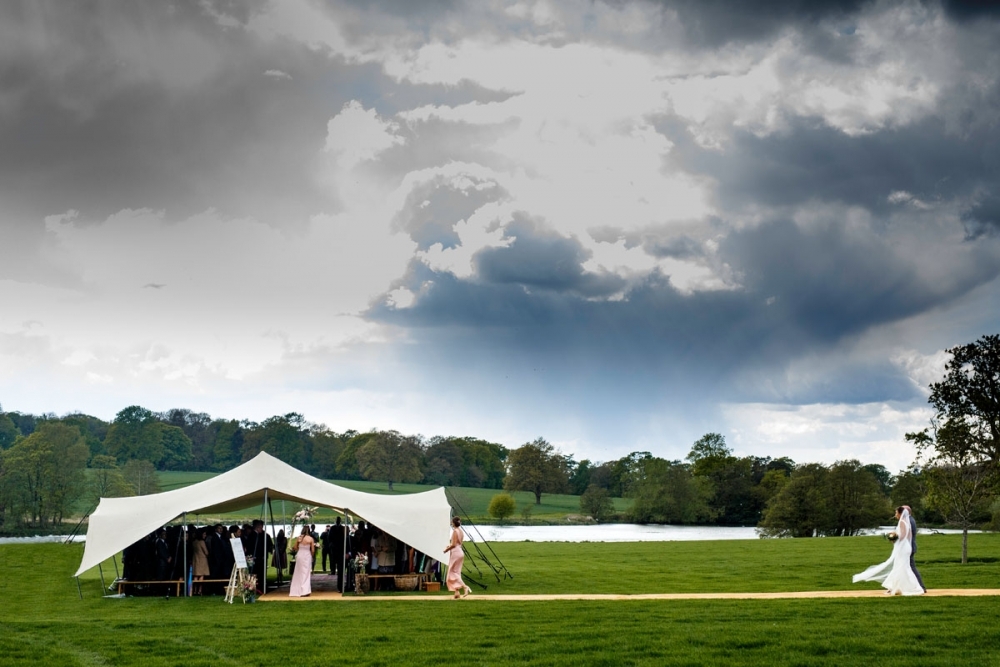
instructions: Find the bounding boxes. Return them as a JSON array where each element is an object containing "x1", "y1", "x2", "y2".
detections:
[{"x1": 75, "y1": 451, "x2": 452, "y2": 577}]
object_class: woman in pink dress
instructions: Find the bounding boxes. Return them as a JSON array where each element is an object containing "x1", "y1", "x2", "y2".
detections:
[
  {"x1": 444, "y1": 516, "x2": 471, "y2": 599},
  {"x1": 288, "y1": 525, "x2": 315, "y2": 597}
]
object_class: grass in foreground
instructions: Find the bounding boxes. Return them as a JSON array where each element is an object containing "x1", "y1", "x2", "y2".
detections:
[{"x1": 3, "y1": 534, "x2": 999, "y2": 665}]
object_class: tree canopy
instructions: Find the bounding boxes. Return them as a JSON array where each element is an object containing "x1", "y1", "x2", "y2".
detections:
[{"x1": 503, "y1": 438, "x2": 569, "y2": 504}]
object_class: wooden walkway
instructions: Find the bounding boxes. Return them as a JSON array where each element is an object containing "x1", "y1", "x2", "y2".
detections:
[{"x1": 259, "y1": 588, "x2": 1000, "y2": 602}]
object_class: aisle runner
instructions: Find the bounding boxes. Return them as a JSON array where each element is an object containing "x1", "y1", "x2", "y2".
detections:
[{"x1": 259, "y1": 588, "x2": 1000, "y2": 602}]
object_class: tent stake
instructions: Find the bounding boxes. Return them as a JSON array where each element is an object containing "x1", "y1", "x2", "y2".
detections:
[{"x1": 76, "y1": 576, "x2": 83, "y2": 600}]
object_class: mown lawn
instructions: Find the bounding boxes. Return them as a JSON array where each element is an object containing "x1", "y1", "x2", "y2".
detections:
[
  {"x1": 2, "y1": 534, "x2": 998, "y2": 666},
  {"x1": 155, "y1": 471, "x2": 631, "y2": 523}
]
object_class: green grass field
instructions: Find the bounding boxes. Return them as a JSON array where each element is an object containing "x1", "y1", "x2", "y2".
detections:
[
  {"x1": 3, "y1": 534, "x2": 998, "y2": 665},
  {"x1": 155, "y1": 471, "x2": 631, "y2": 524}
]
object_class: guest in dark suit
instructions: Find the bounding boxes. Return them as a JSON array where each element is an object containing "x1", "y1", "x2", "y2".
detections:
[
  {"x1": 247, "y1": 520, "x2": 274, "y2": 593},
  {"x1": 155, "y1": 528, "x2": 172, "y2": 596},
  {"x1": 320, "y1": 525, "x2": 332, "y2": 573},
  {"x1": 330, "y1": 517, "x2": 347, "y2": 582},
  {"x1": 310, "y1": 524, "x2": 320, "y2": 571}
]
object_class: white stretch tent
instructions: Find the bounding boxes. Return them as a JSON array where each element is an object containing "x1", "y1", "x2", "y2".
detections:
[{"x1": 75, "y1": 451, "x2": 452, "y2": 577}]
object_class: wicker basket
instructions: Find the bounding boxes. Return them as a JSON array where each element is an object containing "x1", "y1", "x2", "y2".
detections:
[{"x1": 394, "y1": 574, "x2": 420, "y2": 591}]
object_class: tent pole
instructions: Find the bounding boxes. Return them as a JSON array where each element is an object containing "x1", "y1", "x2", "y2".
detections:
[
  {"x1": 98, "y1": 563, "x2": 106, "y2": 593},
  {"x1": 340, "y1": 509, "x2": 347, "y2": 594},
  {"x1": 113, "y1": 553, "x2": 120, "y2": 580},
  {"x1": 261, "y1": 488, "x2": 268, "y2": 593},
  {"x1": 267, "y1": 495, "x2": 279, "y2": 588},
  {"x1": 182, "y1": 513, "x2": 188, "y2": 597}
]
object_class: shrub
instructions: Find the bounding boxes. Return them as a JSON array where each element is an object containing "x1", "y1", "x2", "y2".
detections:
[
  {"x1": 487, "y1": 492, "x2": 517, "y2": 523},
  {"x1": 580, "y1": 485, "x2": 615, "y2": 523}
]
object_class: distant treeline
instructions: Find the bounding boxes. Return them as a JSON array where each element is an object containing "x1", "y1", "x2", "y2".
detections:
[{"x1": 0, "y1": 403, "x2": 971, "y2": 535}]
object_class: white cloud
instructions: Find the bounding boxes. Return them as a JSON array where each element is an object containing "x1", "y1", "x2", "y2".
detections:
[
  {"x1": 723, "y1": 401, "x2": 932, "y2": 471},
  {"x1": 325, "y1": 100, "x2": 405, "y2": 171}
]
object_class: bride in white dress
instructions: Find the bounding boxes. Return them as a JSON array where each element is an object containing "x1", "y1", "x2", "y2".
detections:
[{"x1": 853, "y1": 507, "x2": 925, "y2": 596}]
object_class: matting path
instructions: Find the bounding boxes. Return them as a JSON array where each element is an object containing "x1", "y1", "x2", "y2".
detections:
[{"x1": 259, "y1": 588, "x2": 1000, "y2": 602}]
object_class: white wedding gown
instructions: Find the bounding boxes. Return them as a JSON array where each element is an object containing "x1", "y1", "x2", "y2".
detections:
[{"x1": 852, "y1": 509, "x2": 925, "y2": 596}]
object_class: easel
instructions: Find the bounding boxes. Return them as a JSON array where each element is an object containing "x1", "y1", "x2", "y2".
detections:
[
  {"x1": 224, "y1": 535, "x2": 256, "y2": 604},
  {"x1": 224, "y1": 565, "x2": 256, "y2": 604}
]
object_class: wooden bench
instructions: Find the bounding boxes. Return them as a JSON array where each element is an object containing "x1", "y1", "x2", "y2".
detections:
[{"x1": 117, "y1": 580, "x2": 184, "y2": 597}]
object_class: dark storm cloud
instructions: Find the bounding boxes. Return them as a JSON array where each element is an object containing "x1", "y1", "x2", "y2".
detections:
[
  {"x1": 657, "y1": 114, "x2": 1000, "y2": 215},
  {"x1": 370, "y1": 206, "x2": 1000, "y2": 405},
  {"x1": 391, "y1": 175, "x2": 508, "y2": 251},
  {"x1": 962, "y1": 195, "x2": 1000, "y2": 239},
  {"x1": 631, "y1": 0, "x2": 867, "y2": 48},
  {"x1": 941, "y1": 0, "x2": 1000, "y2": 21},
  {"x1": 719, "y1": 218, "x2": 1000, "y2": 344},
  {"x1": 475, "y1": 216, "x2": 627, "y2": 298},
  {"x1": 1, "y1": 1, "x2": 513, "y2": 230}
]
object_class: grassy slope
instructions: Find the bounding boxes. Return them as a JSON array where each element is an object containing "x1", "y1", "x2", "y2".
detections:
[
  {"x1": 156, "y1": 471, "x2": 631, "y2": 523},
  {"x1": 3, "y1": 534, "x2": 998, "y2": 666}
]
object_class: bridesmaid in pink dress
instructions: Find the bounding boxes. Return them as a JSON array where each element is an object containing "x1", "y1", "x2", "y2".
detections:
[
  {"x1": 444, "y1": 516, "x2": 471, "y2": 599},
  {"x1": 288, "y1": 525, "x2": 315, "y2": 597}
]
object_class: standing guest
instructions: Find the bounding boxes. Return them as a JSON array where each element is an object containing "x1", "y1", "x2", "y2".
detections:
[
  {"x1": 247, "y1": 520, "x2": 274, "y2": 594},
  {"x1": 208, "y1": 525, "x2": 228, "y2": 594},
  {"x1": 331, "y1": 518, "x2": 347, "y2": 583},
  {"x1": 272, "y1": 529, "x2": 288, "y2": 578},
  {"x1": 443, "y1": 517, "x2": 471, "y2": 599},
  {"x1": 240, "y1": 523, "x2": 252, "y2": 560},
  {"x1": 191, "y1": 528, "x2": 210, "y2": 595},
  {"x1": 320, "y1": 525, "x2": 332, "y2": 573},
  {"x1": 155, "y1": 528, "x2": 173, "y2": 596},
  {"x1": 310, "y1": 524, "x2": 320, "y2": 572},
  {"x1": 289, "y1": 525, "x2": 315, "y2": 597}
]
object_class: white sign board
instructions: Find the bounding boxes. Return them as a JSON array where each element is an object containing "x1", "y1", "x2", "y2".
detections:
[{"x1": 230, "y1": 537, "x2": 247, "y2": 569}]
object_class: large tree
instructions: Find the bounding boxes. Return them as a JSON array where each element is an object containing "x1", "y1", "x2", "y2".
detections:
[
  {"x1": 104, "y1": 406, "x2": 159, "y2": 464},
  {"x1": 928, "y1": 334, "x2": 1000, "y2": 465},
  {"x1": 825, "y1": 459, "x2": 890, "y2": 536},
  {"x1": 0, "y1": 410, "x2": 19, "y2": 450},
  {"x1": 122, "y1": 458, "x2": 160, "y2": 496},
  {"x1": 240, "y1": 413, "x2": 310, "y2": 469},
  {"x1": 503, "y1": 438, "x2": 569, "y2": 504},
  {"x1": 758, "y1": 463, "x2": 832, "y2": 538},
  {"x1": 908, "y1": 419, "x2": 994, "y2": 563},
  {"x1": 87, "y1": 455, "x2": 134, "y2": 506},
  {"x1": 627, "y1": 458, "x2": 715, "y2": 524},
  {"x1": 355, "y1": 430, "x2": 423, "y2": 490},
  {"x1": 1, "y1": 422, "x2": 88, "y2": 528}
]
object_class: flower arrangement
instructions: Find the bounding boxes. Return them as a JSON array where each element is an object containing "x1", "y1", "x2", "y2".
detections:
[
  {"x1": 886, "y1": 531, "x2": 899, "y2": 542},
  {"x1": 353, "y1": 552, "x2": 369, "y2": 571},
  {"x1": 240, "y1": 574, "x2": 258, "y2": 603}
]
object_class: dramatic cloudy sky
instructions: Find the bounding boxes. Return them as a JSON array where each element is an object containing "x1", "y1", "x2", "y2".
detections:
[{"x1": 2, "y1": 0, "x2": 999, "y2": 471}]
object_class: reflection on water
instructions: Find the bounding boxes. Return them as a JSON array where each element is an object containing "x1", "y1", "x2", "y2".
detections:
[{"x1": 0, "y1": 535, "x2": 85, "y2": 545}]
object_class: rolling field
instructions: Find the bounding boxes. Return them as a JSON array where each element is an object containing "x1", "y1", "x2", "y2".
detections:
[
  {"x1": 2, "y1": 533, "x2": 998, "y2": 665},
  {"x1": 155, "y1": 471, "x2": 631, "y2": 523}
]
